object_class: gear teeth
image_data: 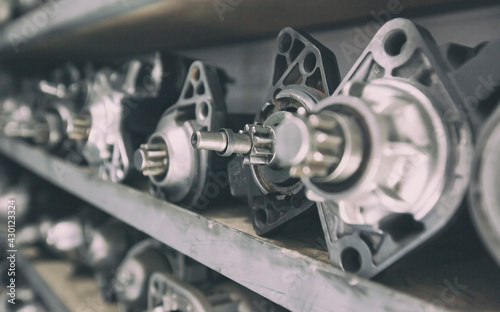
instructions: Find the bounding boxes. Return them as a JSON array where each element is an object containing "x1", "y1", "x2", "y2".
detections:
[
  {"x1": 280, "y1": 111, "x2": 345, "y2": 179},
  {"x1": 315, "y1": 132, "x2": 343, "y2": 155},
  {"x1": 134, "y1": 143, "x2": 168, "y2": 176},
  {"x1": 240, "y1": 124, "x2": 276, "y2": 165},
  {"x1": 290, "y1": 165, "x2": 329, "y2": 178},
  {"x1": 308, "y1": 113, "x2": 337, "y2": 131},
  {"x1": 68, "y1": 114, "x2": 91, "y2": 141}
]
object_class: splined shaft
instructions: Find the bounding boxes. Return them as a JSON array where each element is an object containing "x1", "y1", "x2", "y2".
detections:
[
  {"x1": 274, "y1": 107, "x2": 347, "y2": 179},
  {"x1": 192, "y1": 124, "x2": 275, "y2": 165},
  {"x1": 134, "y1": 143, "x2": 169, "y2": 176},
  {"x1": 191, "y1": 129, "x2": 252, "y2": 156}
]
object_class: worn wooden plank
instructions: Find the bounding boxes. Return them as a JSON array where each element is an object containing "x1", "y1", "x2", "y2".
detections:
[{"x1": 21, "y1": 248, "x2": 118, "y2": 312}]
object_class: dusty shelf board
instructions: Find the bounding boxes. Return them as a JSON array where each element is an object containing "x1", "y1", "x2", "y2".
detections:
[
  {"x1": 14, "y1": 248, "x2": 70, "y2": 312},
  {"x1": 23, "y1": 248, "x2": 118, "y2": 312},
  {"x1": 0, "y1": 138, "x2": 440, "y2": 312}
]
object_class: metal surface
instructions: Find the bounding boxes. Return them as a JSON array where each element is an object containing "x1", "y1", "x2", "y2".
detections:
[
  {"x1": 0, "y1": 93, "x2": 39, "y2": 141},
  {"x1": 194, "y1": 28, "x2": 341, "y2": 235},
  {"x1": 70, "y1": 53, "x2": 164, "y2": 182},
  {"x1": 136, "y1": 61, "x2": 227, "y2": 209},
  {"x1": 178, "y1": 5, "x2": 500, "y2": 117},
  {"x1": 87, "y1": 219, "x2": 145, "y2": 301},
  {"x1": 275, "y1": 18, "x2": 473, "y2": 278},
  {"x1": 469, "y1": 101, "x2": 500, "y2": 267},
  {"x1": 0, "y1": 138, "x2": 441, "y2": 312},
  {"x1": 44, "y1": 208, "x2": 107, "y2": 267},
  {"x1": 115, "y1": 239, "x2": 213, "y2": 312},
  {"x1": 193, "y1": 124, "x2": 275, "y2": 165},
  {"x1": 36, "y1": 63, "x2": 87, "y2": 151},
  {"x1": 148, "y1": 272, "x2": 214, "y2": 312},
  {"x1": 148, "y1": 273, "x2": 284, "y2": 312}
]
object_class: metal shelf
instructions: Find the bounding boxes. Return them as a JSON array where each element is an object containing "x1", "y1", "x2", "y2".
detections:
[
  {"x1": 0, "y1": 0, "x2": 494, "y2": 59},
  {"x1": 0, "y1": 138, "x2": 438, "y2": 312}
]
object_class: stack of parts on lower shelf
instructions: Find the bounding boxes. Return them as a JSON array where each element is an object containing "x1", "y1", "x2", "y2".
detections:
[{"x1": 0, "y1": 177, "x2": 287, "y2": 312}]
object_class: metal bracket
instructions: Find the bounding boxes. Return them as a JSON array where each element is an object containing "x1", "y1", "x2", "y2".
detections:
[{"x1": 313, "y1": 18, "x2": 473, "y2": 277}]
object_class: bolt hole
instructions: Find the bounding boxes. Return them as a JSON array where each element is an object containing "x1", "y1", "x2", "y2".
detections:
[
  {"x1": 197, "y1": 101, "x2": 210, "y2": 121},
  {"x1": 303, "y1": 53, "x2": 316, "y2": 73},
  {"x1": 341, "y1": 247, "x2": 362, "y2": 273},
  {"x1": 196, "y1": 83, "x2": 205, "y2": 95},
  {"x1": 278, "y1": 33, "x2": 292, "y2": 53},
  {"x1": 384, "y1": 30, "x2": 407, "y2": 56},
  {"x1": 192, "y1": 67, "x2": 200, "y2": 81}
]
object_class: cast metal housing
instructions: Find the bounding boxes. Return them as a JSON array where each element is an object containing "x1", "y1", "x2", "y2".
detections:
[
  {"x1": 275, "y1": 19, "x2": 473, "y2": 277},
  {"x1": 192, "y1": 28, "x2": 341, "y2": 234},
  {"x1": 135, "y1": 61, "x2": 227, "y2": 209},
  {"x1": 69, "y1": 53, "x2": 165, "y2": 182},
  {"x1": 469, "y1": 101, "x2": 500, "y2": 267}
]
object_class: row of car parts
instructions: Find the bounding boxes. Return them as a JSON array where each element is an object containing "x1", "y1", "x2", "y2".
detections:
[
  {"x1": 0, "y1": 18, "x2": 499, "y2": 279},
  {"x1": 0, "y1": 168, "x2": 286, "y2": 312}
]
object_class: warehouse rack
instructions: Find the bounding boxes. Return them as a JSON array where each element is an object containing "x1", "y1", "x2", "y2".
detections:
[
  {"x1": 2, "y1": 136, "x2": 500, "y2": 311},
  {"x1": 1, "y1": 0, "x2": 500, "y2": 311},
  {"x1": 0, "y1": 138, "x2": 437, "y2": 312}
]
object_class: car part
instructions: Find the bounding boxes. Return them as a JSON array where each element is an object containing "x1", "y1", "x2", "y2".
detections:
[
  {"x1": 0, "y1": 159, "x2": 30, "y2": 223},
  {"x1": 0, "y1": 93, "x2": 41, "y2": 142},
  {"x1": 273, "y1": 18, "x2": 473, "y2": 277},
  {"x1": 86, "y1": 219, "x2": 145, "y2": 302},
  {"x1": 0, "y1": 159, "x2": 75, "y2": 226},
  {"x1": 134, "y1": 61, "x2": 227, "y2": 209},
  {"x1": 0, "y1": 64, "x2": 88, "y2": 151},
  {"x1": 44, "y1": 208, "x2": 108, "y2": 272},
  {"x1": 148, "y1": 272, "x2": 286, "y2": 312},
  {"x1": 34, "y1": 63, "x2": 87, "y2": 152},
  {"x1": 192, "y1": 28, "x2": 341, "y2": 234},
  {"x1": 469, "y1": 100, "x2": 500, "y2": 267},
  {"x1": 68, "y1": 53, "x2": 169, "y2": 182},
  {"x1": 0, "y1": 287, "x2": 48, "y2": 312},
  {"x1": 114, "y1": 239, "x2": 214, "y2": 312}
]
